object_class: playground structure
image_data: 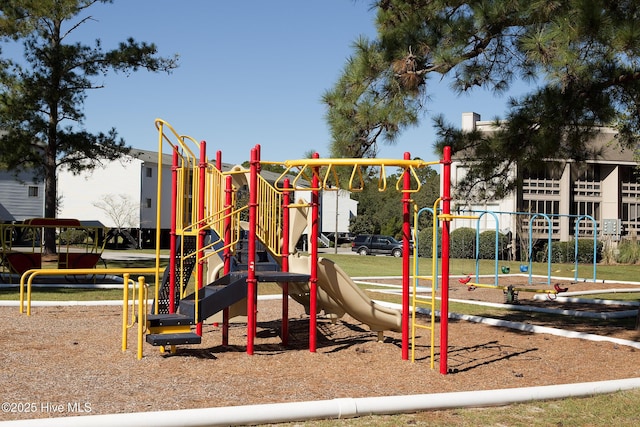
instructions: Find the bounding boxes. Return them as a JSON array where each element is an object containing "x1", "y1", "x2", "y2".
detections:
[{"x1": 127, "y1": 119, "x2": 444, "y2": 364}]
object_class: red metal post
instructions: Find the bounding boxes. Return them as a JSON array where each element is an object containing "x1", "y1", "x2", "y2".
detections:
[
  {"x1": 281, "y1": 179, "x2": 291, "y2": 346},
  {"x1": 168, "y1": 147, "x2": 179, "y2": 314},
  {"x1": 196, "y1": 141, "x2": 207, "y2": 336},
  {"x1": 309, "y1": 153, "x2": 320, "y2": 353},
  {"x1": 402, "y1": 152, "x2": 411, "y2": 360},
  {"x1": 246, "y1": 145, "x2": 260, "y2": 355},
  {"x1": 440, "y1": 146, "x2": 452, "y2": 374},
  {"x1": 216, "y1": 150, "x2": 222, "y2": 171},
  {"x1": 222, "y1": 175, "x2": 233, "y2": 346}
]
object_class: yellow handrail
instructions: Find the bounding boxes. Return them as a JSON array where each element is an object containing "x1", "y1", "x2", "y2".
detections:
[
  {"x1": 136, "y1": 276, "x2": 148, "y2": 360},
  {"x1": 121, "y1": 273, "x2": 132, "y2": 352},
  {"x1": 155, "y1": 118, "x2": 207, "y2": 304},
  {"x1": 20, "y1": 267, "x2": 158, "y2": 316}
]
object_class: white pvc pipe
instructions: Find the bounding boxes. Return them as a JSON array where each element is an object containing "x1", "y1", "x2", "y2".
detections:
[
  {"x1": 449, "y1": 311, "x2": 640, "y2": 349},
  {"x1": 3, "y1": 378, "x2": 640, "y2": 427},
  {"x1": 533, "y1": 288, "x2": 640, "y2": 306},
  {"x1": 376, "y1": 294, "x2": 639, "y2": 320},
  {"x1": 375, "y1": 301, "x2": 640, "y2": 349},
  {"x1": 447, "y1": 297, "x2": 638, "y2": 320}
]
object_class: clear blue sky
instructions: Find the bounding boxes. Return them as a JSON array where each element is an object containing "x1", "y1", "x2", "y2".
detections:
[{"x1": 10, "y1": 0, "x2": 532, "y2": 165}]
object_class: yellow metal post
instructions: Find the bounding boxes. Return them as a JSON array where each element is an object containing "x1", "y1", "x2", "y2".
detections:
[
  {"x1": 121, "y1": 273, "x2": 130, "y2": 352},
  {"x1": 137, "y1": 276, "x2": 146, "y2": 360}
]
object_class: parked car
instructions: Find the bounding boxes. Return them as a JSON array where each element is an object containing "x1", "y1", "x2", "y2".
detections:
[{"x1": 351, "y1": 234, "x2": 405, "y2": 257}]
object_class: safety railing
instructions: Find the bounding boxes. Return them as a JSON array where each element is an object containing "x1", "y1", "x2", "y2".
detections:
[
  {"x1": 155, "y1": 119, "x2": 202, "y2": 231},
  {"x1": 19, "y1": 267, "x2": 158, "y2": 316},
  {"x1": 204, "y1": 163, "x2": 229, "y2": 238},
  {"x1": 255, "y1": 174, "x2": 283, "y2": 256}
]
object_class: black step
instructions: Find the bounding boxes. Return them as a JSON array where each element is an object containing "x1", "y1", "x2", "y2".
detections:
[
  {"x1": 146, "y1": 333, "x2": 202, "y2": 346},
  {"x1": 147, "y1": 313, "x2": 195, "y2": 327},
  {"x1": 256, "y1": 271, "x2": 310, "y2": 283}
]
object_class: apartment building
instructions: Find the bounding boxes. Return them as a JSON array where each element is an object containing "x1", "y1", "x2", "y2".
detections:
[
  {"x1": 0, "y1": 170, "x2": 44, "y2": 222},
  {"x1": 451, "y1": 112, "x2": 639, "y2": 243}
]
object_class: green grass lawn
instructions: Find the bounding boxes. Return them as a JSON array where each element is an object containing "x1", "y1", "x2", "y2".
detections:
[{"x1": 2, "y1": 252, "x2": 639, "y2": 302}]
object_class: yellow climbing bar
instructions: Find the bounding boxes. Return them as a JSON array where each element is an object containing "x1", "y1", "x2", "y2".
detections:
[
  {"x1": 281, "y1": 157, "x2": 438, "y2": 168},
  {"x1": 155, "y1": 118, "x2": 200, "y2": 161}
]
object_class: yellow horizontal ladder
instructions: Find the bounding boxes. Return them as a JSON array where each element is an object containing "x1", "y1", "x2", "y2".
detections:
[{"x1": 263, "y1": 157, "x2": 440, "y2": 192}]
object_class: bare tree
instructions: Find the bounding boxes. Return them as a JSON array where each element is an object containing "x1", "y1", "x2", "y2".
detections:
[{"x1": 92, "y1": 194, "x2": 137, "y2": 230}]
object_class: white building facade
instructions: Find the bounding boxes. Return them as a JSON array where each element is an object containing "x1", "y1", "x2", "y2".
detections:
[{"x1": 57, "y1": 149, "x2": 357, "y2": 248}]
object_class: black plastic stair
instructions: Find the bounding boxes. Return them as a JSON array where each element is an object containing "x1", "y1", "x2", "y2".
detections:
[
  {"x1": 255, "y1": 271, "x2": 311, "y2": 283},
  {"x1": 146, "y1": 333, "x2": 202, "y2": 346},
  {"x1": 147, "y1": 313, "x2": 194, "y2": 327},
  {"x1": 145, "y1": 313, "x2": 201, "y2": 347}
]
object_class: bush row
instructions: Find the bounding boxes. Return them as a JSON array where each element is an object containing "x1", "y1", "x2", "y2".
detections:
[
  {"x1": 417, "y1": 227, "x2": 510, "y2": 259},
  {"x1": 414, "y1": 227, "x2": 635, "y2": 264}
]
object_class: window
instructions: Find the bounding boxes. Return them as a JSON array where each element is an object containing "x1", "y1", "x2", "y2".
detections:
[
  {"x1": 145, "y1": 198, "x2": 152, "y2": 208},
  {"x1": 146, "y1": 167, "x2": 153, "y2": 178},
  {"x1": 28, "y1": 186, "x2": 38, "y2": 197},
  {"x1": 573, "y1": 201, "x2": 600, "y2": 220}
]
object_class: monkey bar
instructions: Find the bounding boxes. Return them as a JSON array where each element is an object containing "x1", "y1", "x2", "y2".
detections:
[{"x1": 263, "y1": 157, "x2": 439, "y2": 192}]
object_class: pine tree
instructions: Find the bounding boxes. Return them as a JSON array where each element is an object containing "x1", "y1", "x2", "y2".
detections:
[
  {"x1": 0, "y1": 0, "x2": 178, "y2": 253},
  {"x1": 325, "y1": 0, "x2": 640, "y2": 197}
]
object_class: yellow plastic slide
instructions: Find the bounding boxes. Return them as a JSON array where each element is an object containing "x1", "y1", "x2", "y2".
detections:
[{"x1": 287, "y1": 255, "x2": 402, "y2": 333}]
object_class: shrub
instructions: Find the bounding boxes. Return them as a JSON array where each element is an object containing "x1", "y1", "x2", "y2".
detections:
[
  {"x1": 58, "y1": 229, "x2": 88, "y2": 245},
  {"x1": 478, "y1": 230, "x2": 509, "y2": 260},
  {"x1": 450, "y1": 227, "x2": 476, "y2": 259},
  {"x1": 537, "y1": 239, "x2": 602, "y2": 263},
  {"x1": 615, "y1": 239, "x2": 640, "y2": 264},
  {"x1": 416, "y1": 227, "x2": 442, "y2": 258}
]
